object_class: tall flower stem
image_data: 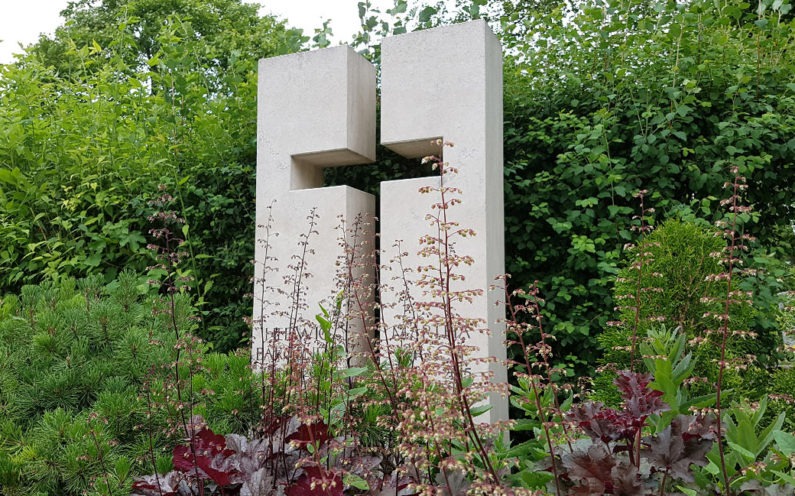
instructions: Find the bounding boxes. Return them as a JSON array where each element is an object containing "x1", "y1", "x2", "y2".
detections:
[{"x1": 715, "y1": 168, "x2": 744, "y2": 496}]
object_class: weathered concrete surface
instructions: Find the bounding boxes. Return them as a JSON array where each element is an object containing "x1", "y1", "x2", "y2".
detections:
[
  {"x1": 253, "y1": 46, "x2": 376, "y2": 367},
  {"x1": 379, "y1": 20, "x2": 507, "y2": 423}
]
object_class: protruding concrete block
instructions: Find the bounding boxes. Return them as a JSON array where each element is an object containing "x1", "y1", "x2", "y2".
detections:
[
  {"x1": 380, "y1": 20, "x2": 507, "y2": 423},
  {"x1": 253, "y1": 46, "x2": 376, "y2": 367}
]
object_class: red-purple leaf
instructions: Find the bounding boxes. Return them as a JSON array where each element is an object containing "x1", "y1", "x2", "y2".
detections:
[
  {"x1": 563, "y1": 444, "x2": 645, "y2": 495},
  {"x1": 286, "y1": 421, "x2": 330, "y2": 448},
  {"x1": 610, "y1": 459, "x2": 644, "y2": 496},
  {"x1": 614, "y1": 370, "x2": 666, "y2": 420},
  {"x1": 568, "y1": 402, "x2": 635, "y2": 443},
  {"x1": 643, "y1": 414, "x2": 716, "y2": 483},
  {"x1": 285, "y1": 466, "x2": 343, "y2": 496},
  {"x1": 172, "y1": 426, "x2": 239, "y2": 486},
  {"x1": 562, "y1": 444, "x2": 615, "y2": 489},
  {"x1": 131, "y1": 472, "x2": 187, "y2": 496}
]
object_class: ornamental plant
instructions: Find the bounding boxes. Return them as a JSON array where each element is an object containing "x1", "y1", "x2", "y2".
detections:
[{"x1": 134, "y1": 142, "x2": 526, "y2": 495}]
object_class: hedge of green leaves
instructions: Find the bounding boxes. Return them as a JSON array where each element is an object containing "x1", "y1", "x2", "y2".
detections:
[
  {"x1": 496, "y1": 0, "x2": 794, "y2": 372},
  {"x1": 336, "y1": 0, "x2": 795, "y2": 374},
  {"x1": 0, "y1": 0, "x2": 304, "y2": 352}
]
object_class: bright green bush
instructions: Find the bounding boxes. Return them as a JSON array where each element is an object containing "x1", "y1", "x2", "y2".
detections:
[
  {"x1": 593, "y1": 219, "x2": 782, "y2": 405},
  {"x1": 0, "y1": 0, "x2": 305, "y2": 353}
]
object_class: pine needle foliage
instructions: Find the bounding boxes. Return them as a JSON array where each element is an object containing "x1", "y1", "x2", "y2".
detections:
[{"x1": 0, "y1": 274, "x2": 262, "y2": 495}]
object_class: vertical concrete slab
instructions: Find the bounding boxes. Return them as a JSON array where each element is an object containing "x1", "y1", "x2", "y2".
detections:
[
  {"x1": 253, "y1": 46, "x2": 376, "y2": 368},
  {"x1": 379, "y1": 20, "x2": 507, "y2": 423}
]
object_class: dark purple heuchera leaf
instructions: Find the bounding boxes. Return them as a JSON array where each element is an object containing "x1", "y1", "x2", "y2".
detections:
[
  {"x1": 569, "y1": 371, "x2": 668, "y2": 447},
  {"x1": 285, "y1": 466, "x2": 343, "y2": 496},
  {"x1": 643, "y1": 414, "x2": 718, "y2": 483},
  {"x1": 239, "y1": 467, "x2": 278, "y2": 496},
  {"x1": 613, "y1": 370, "x2": 654, "y2": 398},
  {"x1": 434, "y1": 466, "x2": 470, "y2": 496},
  {"x1": 172, "y1": 427, "x2": 229, "y2": 472},
  {"x1": 610, "y1": 459, "x2": 644, "y2": 496},
  {"x1": 562, "y1": 444, "x2": 615, "y2": 492},
  {"x1": 286, "y1": 421, "x2": 330, "y2": 448},
  {"x1": 568, "y1": 402, "x2": 635, "y2": 444},
  {"x1": 138, "y1": 416, "x2": 340, "y2": 495},
  {"x1": 568, "y1": 478, "x2": 608, "y2": 495},
  {"x1": 172, "y1": 426, "x2": 238, "y2": 486},
  {"x1": 131, "y1": 472, "x2": 191, "y2": 496},
  {"x1": 613, "y1": 370, "x2": 666, "y2": 421},
  {"x1": 223, "y1": 433, "x2": 267, "y2": 476},
  {"x1": 563, "y1": 444, "x2": 644, "y2": 496}
]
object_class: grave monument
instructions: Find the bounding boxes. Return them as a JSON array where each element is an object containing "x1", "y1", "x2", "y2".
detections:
[{"x1": 252, "y1": 19, "x2": 506, "y2": 422}]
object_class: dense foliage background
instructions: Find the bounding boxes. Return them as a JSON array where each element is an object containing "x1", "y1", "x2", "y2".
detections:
[
  {"x1": 1, "y1": 0, "x2": 793, "y2": 367},
  {"x1": 0, "y1": 0, "x2": 305, "y2": 351}
]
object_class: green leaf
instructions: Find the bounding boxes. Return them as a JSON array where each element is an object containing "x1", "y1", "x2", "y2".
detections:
[
  {"x1": 343, "y1": 474, "x2": 369, "y2": 491},
  {"x1": 469, "y1": 404, "x2": 493, "y2": 418},
  {"x1": 773, "y1": 430, "x2": 795, "y2": 455},
  {"x1": 516, "y1": 469, "x2": 553, "y2": 489},
  {"x1": 772, "y1": 470, "x2": 795, "y2": 486},
  {"x1": 85, "y1": 253, "x2": 102, "y2": 267},
  {"x1": 727, "y1": 441, "x2": 756, "y2": 461},
  {"x1": 512, "y1": 418, "x2": 540, "y2": 431},
  {"x1": 337, "y1": 367, "x2": 368, "y2": 379},
  {"x1": 346, "y1": 386, "x2": 368, "y2": 399},
  {"x1": 418, "y1": 6, "x2": 437, "y2": 23}
]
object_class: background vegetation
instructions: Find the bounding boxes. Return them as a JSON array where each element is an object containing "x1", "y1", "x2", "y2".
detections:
[{"x1": 1, "y1": 0, "x2": 792, "y2": 367}]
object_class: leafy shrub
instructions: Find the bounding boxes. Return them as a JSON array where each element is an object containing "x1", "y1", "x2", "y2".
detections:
[
  {"x1": 334, "y1": 0, "x2": 795, "y2": 378},
  {"x1": 0, "y1": 0, "x2": 304, "y2": 353}
]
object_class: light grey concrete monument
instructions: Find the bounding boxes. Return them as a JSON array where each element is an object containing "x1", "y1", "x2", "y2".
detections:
[
  {"x1": 253, "y1": 20, "x2": 506, "y2": 422},
  {"x1": 252, "y1": 46, "x2": 376, "y2": 365},
  {"x1": 379, "y1": 21, "x2": 507, "y2": 423}
]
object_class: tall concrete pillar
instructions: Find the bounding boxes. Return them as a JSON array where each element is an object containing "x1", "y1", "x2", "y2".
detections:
[
  {"x1": 253, "y1": 46, "x2": 376, "y2": 368},
  {"x1": 379, "y1": 20, "x2": 507, "y2": 423}
]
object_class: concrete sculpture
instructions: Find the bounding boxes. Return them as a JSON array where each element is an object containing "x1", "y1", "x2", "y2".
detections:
[
  {"x1": 253, "y1": 20, "x2": 506, "y2": 422},
  {"x1": 379, "y1": 21, "x2": 507, "y2": 423},
  {"x1": 252, "y1": 46, "x2": 376, "y2": 366}
]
